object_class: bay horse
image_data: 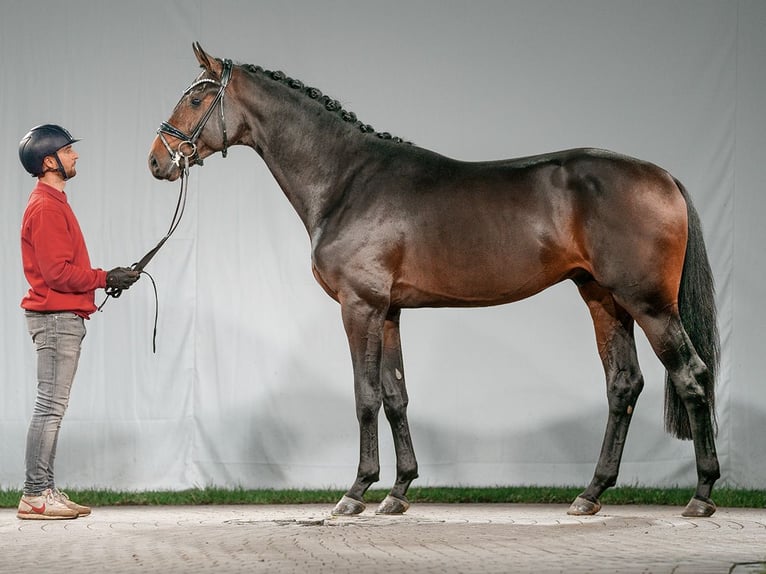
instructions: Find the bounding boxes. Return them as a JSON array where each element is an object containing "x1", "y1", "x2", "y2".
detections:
[{"x1": 148, "y1": 43, "x2": 720, "y2": 518}]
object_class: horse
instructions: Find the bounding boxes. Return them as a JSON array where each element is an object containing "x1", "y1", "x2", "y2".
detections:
[{"x1": 148, "y1": 43, "x2": 720, "y2": 518}]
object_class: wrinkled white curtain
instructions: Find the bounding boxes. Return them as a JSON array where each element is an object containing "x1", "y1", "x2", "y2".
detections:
[{"x1": 1, "y1": 0, "x2": 764, "y2": 491}]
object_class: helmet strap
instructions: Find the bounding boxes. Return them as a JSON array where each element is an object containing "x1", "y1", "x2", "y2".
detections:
[
  {"x1": 42, "y1": 152, "x2": 69, "y2": 180},
  {"x1": 53, "y1": 152, "x2": 69, "y2": 180}
]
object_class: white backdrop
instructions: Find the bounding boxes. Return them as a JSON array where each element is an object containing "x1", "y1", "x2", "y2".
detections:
[{"x1": 1, "y1": 0, "x2": 764, "y2": 492}]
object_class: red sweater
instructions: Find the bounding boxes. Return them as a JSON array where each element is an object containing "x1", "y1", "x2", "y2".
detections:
[{"x1": 21, "y1": 182, "x2": 107, "y2": 317}]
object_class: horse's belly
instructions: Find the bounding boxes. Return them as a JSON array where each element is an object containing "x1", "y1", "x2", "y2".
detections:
[{"x1": 392, "y1": 253, "x2": 570, "y2": 308}]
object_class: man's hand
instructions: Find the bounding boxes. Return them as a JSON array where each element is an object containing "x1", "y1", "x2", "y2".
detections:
[{"x1": 106, "y1": 267, "x2": 140, "y2": 291}]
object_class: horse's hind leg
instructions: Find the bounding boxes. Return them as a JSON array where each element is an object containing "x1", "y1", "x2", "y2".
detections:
[
  {"x1": 633, "y1": 309, "x2": 719, "y2": 517},
  {"x1": 376, "y1": 308, "x2": 418, "y2": 514},
  {"x1": 569, "y1": 281, "x2": 645, "y2": 516}
]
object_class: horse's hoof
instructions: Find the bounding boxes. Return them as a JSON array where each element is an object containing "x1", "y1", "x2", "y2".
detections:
[
  {"x1": 567, "y1": 496, "x2": 601, "y2": 516},
  {"x1": 375, "y1": 494, "x2": 410, "y2": 515},
  {"x1": 331, "y1": 495, "x2": 366, "y2": 516},
  {"x1": 682, "y1": 496, "x2": 716, "y2": 517}
]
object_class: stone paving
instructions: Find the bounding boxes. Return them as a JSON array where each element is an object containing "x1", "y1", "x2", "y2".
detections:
[{"x1": 1, "y1": 503, "x2": 764, "y2": 573}]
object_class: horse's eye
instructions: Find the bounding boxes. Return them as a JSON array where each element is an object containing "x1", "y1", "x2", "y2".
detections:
[{"x1": 190, "y1": 97, "x2": 202, "y2": 107}]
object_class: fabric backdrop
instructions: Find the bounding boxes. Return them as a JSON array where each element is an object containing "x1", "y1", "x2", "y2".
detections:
[{"x1": 1, "y1": 0, "x2": 764, "y2": 492}]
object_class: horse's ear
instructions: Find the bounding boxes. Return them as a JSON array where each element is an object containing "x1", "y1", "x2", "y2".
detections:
[{"x1": 192, "y1": 42, "x2": 223, "y2": 78}]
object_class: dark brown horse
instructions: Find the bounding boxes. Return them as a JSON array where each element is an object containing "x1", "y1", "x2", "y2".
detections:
[{"x1": 148, "y1": 43, "x2": 720, "y2": 518}]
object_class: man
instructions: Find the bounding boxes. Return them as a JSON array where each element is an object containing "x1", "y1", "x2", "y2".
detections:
[{"x1": 16, "y1": 124, "x2": 139, "y2": 519}]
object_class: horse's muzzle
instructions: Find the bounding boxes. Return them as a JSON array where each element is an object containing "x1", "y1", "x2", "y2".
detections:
[{"x1": 148, "y1": 149, "x2": 180, "y2": 182}]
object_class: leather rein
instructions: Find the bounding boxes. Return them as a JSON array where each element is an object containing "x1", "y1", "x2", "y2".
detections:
[{"x1": 99, "y1": 59, "x2": 233, "y2": 352}]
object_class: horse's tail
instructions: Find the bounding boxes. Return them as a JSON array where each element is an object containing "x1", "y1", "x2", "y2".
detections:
[{"x1": 664, "y1": 178, "x2": 720, "y2": 440}]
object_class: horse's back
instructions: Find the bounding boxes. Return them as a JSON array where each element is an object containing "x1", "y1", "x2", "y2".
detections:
[{"x1": 316, "y1": 146, "x2": 688, "y2": 309}]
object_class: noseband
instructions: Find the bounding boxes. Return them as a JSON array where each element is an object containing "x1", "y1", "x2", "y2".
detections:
[{"x1": 157, "y1": 58, "x2": 233, "y2": 166}]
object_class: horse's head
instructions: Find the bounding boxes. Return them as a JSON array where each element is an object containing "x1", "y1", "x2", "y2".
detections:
[{"x1": 149, "y1": 43, "x2": 238, "y2": 181}]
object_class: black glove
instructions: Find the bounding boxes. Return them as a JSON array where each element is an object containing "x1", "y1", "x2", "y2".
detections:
[{"x1": 106, "y1": 267, "x2": 140, "y2": 291}]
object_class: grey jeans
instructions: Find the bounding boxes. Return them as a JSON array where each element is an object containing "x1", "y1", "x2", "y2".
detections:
[{"x1": 24, "y1": 311, "x2": 86, "y2": 495}]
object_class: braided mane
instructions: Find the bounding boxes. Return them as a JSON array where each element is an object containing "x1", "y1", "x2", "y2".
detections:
[{"x1": 243, "y1": 63, "x2": 411, "y2": 145}]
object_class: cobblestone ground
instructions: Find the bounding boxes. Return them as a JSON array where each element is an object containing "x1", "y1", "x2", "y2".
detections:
[{"x1": 1, "y1": 504, "x2": 764, "y2": 573}]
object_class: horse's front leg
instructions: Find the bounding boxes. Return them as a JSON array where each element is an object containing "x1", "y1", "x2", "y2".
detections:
[
  {"x1": 332, "y1": 296, "x2": 387, "y2": 516},
  {"x1": 376, "y1": 308, "x2": 418, "y2": 515}
]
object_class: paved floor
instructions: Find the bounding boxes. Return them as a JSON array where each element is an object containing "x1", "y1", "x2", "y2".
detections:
[{"x1": 1, "y1": 503, "x2": 764, "y2": 573}]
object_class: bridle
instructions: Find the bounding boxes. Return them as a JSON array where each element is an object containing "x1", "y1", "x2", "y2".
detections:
[
  {"x1": 157, "y1": 58, "x2": 233, "y2": 166},
  {"x1": 99, "y1": 59, "x2": 234, "y2": 352},
  {"x1": 136, "y1": 58, "x2": 234, "y2": 275}
]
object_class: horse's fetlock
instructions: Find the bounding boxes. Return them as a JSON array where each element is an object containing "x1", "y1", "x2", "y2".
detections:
[
  {"x1": 592, "y1": 470, "x2": 618, "y2": 489},
  {"x1": 698, "y1": 459, "x2": 720, "y2": 482},
  {"x1": 398, "y1": 467, "x2": 418, "y2": 482},
  {"x1": 356, "y1": 468, "x2": 380, "y2": 485}
]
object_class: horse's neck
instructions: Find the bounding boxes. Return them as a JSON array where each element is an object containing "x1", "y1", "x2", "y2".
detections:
[{"x1": 243, "y1": 78, "x2": 366, "y2": 235}]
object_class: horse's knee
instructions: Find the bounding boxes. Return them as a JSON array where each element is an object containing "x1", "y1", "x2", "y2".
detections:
[
  {"x1": 382, "y1": 368, "x2": 409, "y2": 420},
  {"x1": 383, "y1": 393, "x2": 408, "y2": 422},
  {"x1": 356, "y1": 399, "x2": 381, "y2": 424}
]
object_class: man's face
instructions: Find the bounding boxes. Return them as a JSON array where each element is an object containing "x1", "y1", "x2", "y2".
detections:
[
  {"x1": 44, "y1": 144, "x2": 78, "y2": 179},
  {"x1": 56, "y1": 145, "x2": 78, "y2": 179}
]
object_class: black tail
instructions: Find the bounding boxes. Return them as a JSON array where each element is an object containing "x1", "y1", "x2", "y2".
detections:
[{"x1": 664, "y1": 179, "x2": 720, "y2": 440}]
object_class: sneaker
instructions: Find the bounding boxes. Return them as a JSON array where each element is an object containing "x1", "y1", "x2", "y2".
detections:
[
  {"x1": 17, "y1": 489, "x2": 78, "y2": 520},
  {"x1": 53, "y1": 489, "x2": 91, "y2": 517}
]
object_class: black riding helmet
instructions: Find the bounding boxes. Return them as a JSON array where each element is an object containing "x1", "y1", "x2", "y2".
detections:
[{"x1": 19, "y1": 124, "x2": 80, "y2": 179}]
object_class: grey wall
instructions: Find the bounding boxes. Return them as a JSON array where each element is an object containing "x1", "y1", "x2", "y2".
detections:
[{"x1": 1, "y1": 0, "x2": 764, "y2": 492}]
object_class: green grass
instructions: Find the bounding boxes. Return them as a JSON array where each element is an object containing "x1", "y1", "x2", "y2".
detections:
[{"x1": 1, "y1": 486, "x2": 764, "y2": 509}]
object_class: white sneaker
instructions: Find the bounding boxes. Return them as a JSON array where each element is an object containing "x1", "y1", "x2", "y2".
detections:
[
  {"x1": 53, "y1": 489, "x2": 91, "y2": 517},
  {"x1": 17, "y1": 488, "x2": 78, "y2": 520}
]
